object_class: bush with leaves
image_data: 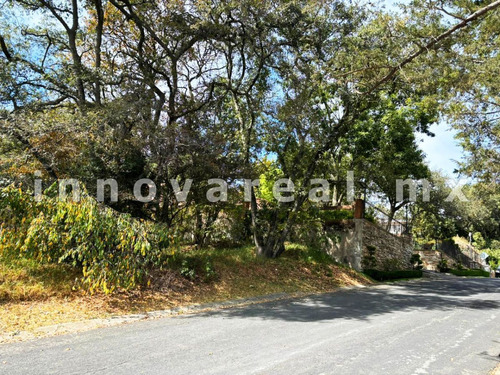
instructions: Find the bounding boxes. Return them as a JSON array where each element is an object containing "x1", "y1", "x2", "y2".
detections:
[
  {"x1": 381, "y1": 258, "x2": 402, "y2": 272},
  {"x1": 0, "y1": 186, "x2": 174, "y2": 293},
  {"x1": 364, "y1": 269, "x2": 423, "y2": 281},
  {"x1": 362, "y1": 245, "x2": 377, "y2": 270},
  {"x1": 449, "y1": 269, "x2": 490, "y2": 277},
  {"x1": 179, "y1": 256, "x2": 218, "y2": 282},
  {"x1": 410, "y1": 254, "x2": 424, "y2": 270},
  {"x1": 437, "y1": 258, "x2": 449, "y2": 273}
]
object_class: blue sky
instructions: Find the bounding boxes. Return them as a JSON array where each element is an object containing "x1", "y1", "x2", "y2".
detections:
[{"x1": 417, "y1": 122, "x2": 463, "y2": 177}]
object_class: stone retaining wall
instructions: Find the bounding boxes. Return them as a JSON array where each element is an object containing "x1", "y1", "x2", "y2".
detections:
[
  {"x1": 360, "y1": 220, "x2": 413, "y2": 270},
  {"x1": 323, "y1": 219, "x2": 413, "y2": 271}
]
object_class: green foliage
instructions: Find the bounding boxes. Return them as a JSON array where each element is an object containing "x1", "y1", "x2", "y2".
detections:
[
  {"x1": 180, "y1": 259, "x2": 197, "y2": 281},
  {"x1": 364, "y1": 269, "x2": 423, "y2": 281},
  {"x1": 0, "y1": 186, "x2": 174, "y2": 293},
  {"x1": 282, "y1": 243, "x2": 337, "y2": 265},
  {"x1": 437, "y1": 258, "x2": 449, "y2": 273},
  {"x1": 364, "y1": 210, "x2": 377, "y2": 223},
  {"x1": 381, "y1": 258, "x2": 401, "y2": 272},
  {"x1": 410, "y1": 172, "x2": 500, "y2": 243},
  {"x1": 361, "y1": 245, "x2": 377, "y2": 270},
  {"x1": 472, "y1": 232, "x2": 487, "y2": 250},
  {"x1": 485, "y1": 248, "x2": 500, "y2": 270},
  {"x1": 410, "y1": 254, "x2": 424, "y2": 270},
  {"x1": 258, "y1": 160, "x2": 283, "y2": 204},
  {"x1": 448, "y1": 269, "x2": 490, "y2": 277},
  {"x1": 319, "y1": 209, "x2": 354, "y2": 222},
  {"x1": 179, "y1": 256, "x2": 218, "y2": 282},
  {"x1": 441, "y1": 8, "x2": 500, "y2": 186},
  {"x1": 204, "y1": 259, "x2": 218, "y2": 281},
  {"x1": 489, "y1": 259, "x2": 499, "y2": 271},
  {"x1": 350, "y1": 94, "x2": 433, "y2": 225},
  {"x1": 2, "y1": 0, "x2": 500, "y2": 261},
  {"x1": 205, "y1": 204, "x2": 252, "y2": 248}
]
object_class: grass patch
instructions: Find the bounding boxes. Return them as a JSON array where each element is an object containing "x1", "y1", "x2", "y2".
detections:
[
  {"x1": 448, "y1": 269, "x2": 490, "y2": 277},
  {"x1": 0, "y1": 243, "x2": 371, "y2": 339},
  {"x1": 0, "y1": 256, "x2": 80, "y2": 302}
]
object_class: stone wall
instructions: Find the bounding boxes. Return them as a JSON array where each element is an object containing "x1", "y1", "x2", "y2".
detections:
[
  {"x1": 360, "y1": 220, "x2": 413, "y2": 270},
  {"x1": 439, "y1": 240, "x2": 485, "y2": 269},
  {"x1": 323, "y1": 219, "x2": 413, "y2": 271},
  {"x1": 416, "y1": 250, "x2": 456, "y2": 271},
  {"x1": 323, "y1": 221, "x2": 363, "y2": 271}
]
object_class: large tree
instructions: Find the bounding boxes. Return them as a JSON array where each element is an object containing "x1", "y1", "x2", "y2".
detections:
[{"x1": 1, "y1": 0, "x2": 500, "y2": 258}]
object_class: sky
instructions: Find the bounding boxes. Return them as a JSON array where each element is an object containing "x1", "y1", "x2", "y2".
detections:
[{"x1": 417, "y1": 122, "x2": 463, "y2": 177}]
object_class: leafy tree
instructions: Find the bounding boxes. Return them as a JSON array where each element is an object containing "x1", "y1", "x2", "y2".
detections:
[
  {"x1": 352, "y1": 94, "x2": 435, "y2": 229},
  {"x1": 1, "y1": 0, "x2": 500, "y2": 259},
  {"x1": 411, "y1": 171, "x2": 500, "y2": 246}
]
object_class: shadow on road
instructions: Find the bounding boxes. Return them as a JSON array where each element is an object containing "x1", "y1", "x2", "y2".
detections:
[{"x1": 189, "y1": 278, "x2": 500, "y2": 323}]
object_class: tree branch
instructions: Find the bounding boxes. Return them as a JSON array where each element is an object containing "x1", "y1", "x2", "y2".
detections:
[
  {"x1": 0, "y1": 34, "x2": 12, "y2": 60},
  {"x1": 367, "y1": 0, "x2": 500, "y2": 95}
]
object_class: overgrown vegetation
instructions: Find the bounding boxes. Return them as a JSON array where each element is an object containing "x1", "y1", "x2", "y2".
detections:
[
  {"x1": 411, "y1": 173, "x2": 500, "y2": 257},
  {"x1": 0, "y1": 186, "x2": 173, "y2": 293},
  {"x1": 0, "y1": 243, "x2": 371, "y2": 336},
  {"x1": 0, "y1": 0, "x2": 499, "y2": 334},
  {"x1": 1, "y1": 0, "x2": 499, "y2": 260}
]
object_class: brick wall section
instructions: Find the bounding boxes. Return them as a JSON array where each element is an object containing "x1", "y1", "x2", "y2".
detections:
[{"x1": 323, "y1": 219, "x2": 413, "y2": 271}]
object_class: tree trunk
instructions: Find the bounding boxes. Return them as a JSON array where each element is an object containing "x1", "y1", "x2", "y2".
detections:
[
  {"x1": 194, "y1": 207, "x2": 204, "y2": 248},
  {"x1": 386, "y1": 206, "x2": 396, "y2": 232},
  {"x1": 250, "y1": 185, "x2": 301, "y2": 258}
]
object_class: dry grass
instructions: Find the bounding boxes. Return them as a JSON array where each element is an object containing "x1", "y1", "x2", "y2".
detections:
[
  {"x1": 0, "y1": 258, "x2": 80, "y2": 301},
  {"x1": 0, "y1": 244, "x2": 371, "y2": 337}
]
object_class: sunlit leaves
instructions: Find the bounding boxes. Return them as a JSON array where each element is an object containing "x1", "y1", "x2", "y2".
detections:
[{"x1": 0, "y1": 185, "x2": 174, "y2": 294}]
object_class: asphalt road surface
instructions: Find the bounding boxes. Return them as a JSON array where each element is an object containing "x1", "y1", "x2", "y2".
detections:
[{"x1": 1, "y1": 278, "x2": 499, "y2": 375}]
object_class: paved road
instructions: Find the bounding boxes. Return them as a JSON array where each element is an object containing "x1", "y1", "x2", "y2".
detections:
[{"x1": 1, "y1": 278, "x2": 499, "y2": 375}]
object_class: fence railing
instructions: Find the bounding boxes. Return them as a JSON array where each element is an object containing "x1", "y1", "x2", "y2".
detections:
[
  {"x1": 365, "y1": 200, "x2": 409, "y2": 236},
  {"x1": 439, "y1": 240, "x2": 485, "y2": 269}
]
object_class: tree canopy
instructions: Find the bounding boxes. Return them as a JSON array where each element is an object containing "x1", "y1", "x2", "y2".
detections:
[{"x1": 1, "y1": 0, "x2": 500, "y2": 257}]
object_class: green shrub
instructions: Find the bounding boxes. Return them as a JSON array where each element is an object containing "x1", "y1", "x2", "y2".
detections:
[
  {"x1": 319, "y1": 209, "x2": 354, "y2": 222},
  {"x1": 364, "y1": 211, "x2": 376, "y2": 223},
  {"x1": 437, "y1": 259, "x2": 449, "y2": 273},
  {"x1": 381, "y1": 258, "x2": 401, "y2": 272},
  {"x1": 179, "y1": 257, "x2": 218, "y2": 282},
  {"x1": 449, "y1": 269, "x2": 490, "y2": 277},
  {"x1": 361, "y1": 245, "x2": 377, "y2": 269},
  {"x1": 410, "y1": 254, "x2": 423, "y2": 270},
  {"x1": 180, "y1": 259, "x2": 197, "y2": 280},
  {"x1": 203, "y1": 259, "x2": 218, "y2": 281},
  {"x1": 283, "y1": 243, "x2": 336, "y2": 265},
  {"x1": 0, "y1": 185, "x2": 175, "y2": 293},
  {"x1": 364, "y1": 269, "x2": 423, "y2": 281}
]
